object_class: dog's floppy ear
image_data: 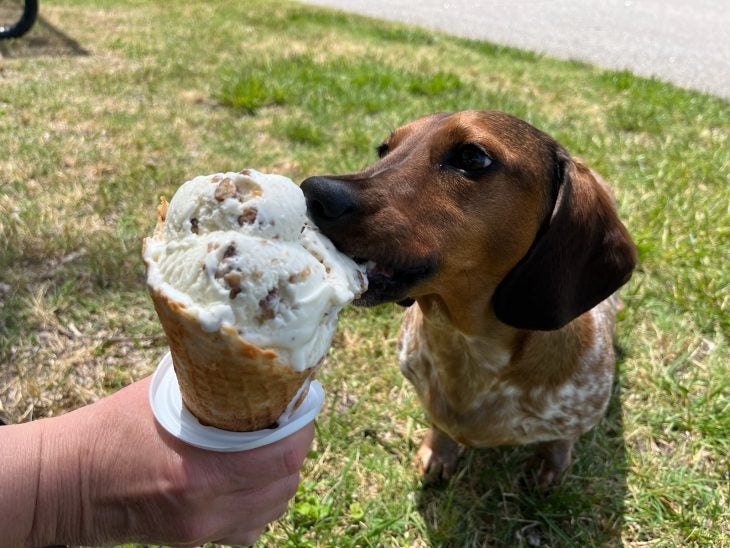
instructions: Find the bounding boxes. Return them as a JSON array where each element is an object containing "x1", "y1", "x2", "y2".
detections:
[{"x1": 493, "y1": 150, "x2": 637, "y2": 331}]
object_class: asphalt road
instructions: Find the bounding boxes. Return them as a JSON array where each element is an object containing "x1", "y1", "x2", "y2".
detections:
[{"x1": 299, "y1": 0, "x2": 730, "y2": 99}]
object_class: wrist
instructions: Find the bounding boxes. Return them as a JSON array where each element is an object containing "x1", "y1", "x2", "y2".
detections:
[
  {"x1": 31, "y1": 402, "x2": 127, "y2": 546},
  {"x1": 34, "y1": 384, "x2": 166, "y2": 545},
  {"x1": 29, "y1": 411, "x2": 88, "y2": 546},
  {"x1": 0, "y1": 420, "x2": 43, "y2": 547}
]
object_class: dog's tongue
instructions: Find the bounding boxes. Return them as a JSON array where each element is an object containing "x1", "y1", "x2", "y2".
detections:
[{"x1": 365, "y1": 260, "x2": 395, "y2": 278}]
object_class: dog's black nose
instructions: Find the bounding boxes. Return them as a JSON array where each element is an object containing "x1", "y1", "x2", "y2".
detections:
[{"x1": 300, "y1": 176, "x2": 358, "y2": 228}]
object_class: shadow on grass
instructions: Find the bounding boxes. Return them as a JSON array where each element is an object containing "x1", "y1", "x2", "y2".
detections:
[
  {"x1": 0, "y1": 9, "x2": 88, "y2": 58},
  {"x1": 415, "y1": 361, "x2": 628, "y2": 546}
]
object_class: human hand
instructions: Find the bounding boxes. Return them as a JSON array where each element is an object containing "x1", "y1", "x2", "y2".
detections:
[{"x1": 25, "y1": 376, "x2": 314, "y2": 547}]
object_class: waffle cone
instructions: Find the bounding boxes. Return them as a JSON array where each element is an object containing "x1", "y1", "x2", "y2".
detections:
[{"x1": 148, "y1": 286, "x2": 316, "y2": 432}]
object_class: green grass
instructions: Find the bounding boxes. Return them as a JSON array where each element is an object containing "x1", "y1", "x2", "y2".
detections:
[{"x1": 0, "y1": 0, "x2": 728, "y2": 545}]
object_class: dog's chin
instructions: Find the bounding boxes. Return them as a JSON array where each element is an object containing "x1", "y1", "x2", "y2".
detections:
[{"x1": 353, "y1": 259, "x2": 435, "y2": 307}]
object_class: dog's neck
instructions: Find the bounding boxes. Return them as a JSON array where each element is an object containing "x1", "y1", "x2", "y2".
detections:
[
  {"x1": 416, "y1": 290, "x2": 506, "y2": 337},
  {"x1": 408, "y1": 294, "x2": 520, "y2": 412},
  {"x1": 415, "y1": 293, "x2": 519, "y2": 367},
  {"x1": 413, "y1": 292, "x2": 599, "y2": 391}
]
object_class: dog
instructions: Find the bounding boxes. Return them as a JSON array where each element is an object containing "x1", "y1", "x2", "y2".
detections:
[{"x1": 300, "y1": 110, "x2": 637, "y2": 487}]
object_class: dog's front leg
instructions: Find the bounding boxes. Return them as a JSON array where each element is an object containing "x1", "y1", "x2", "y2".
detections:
[{"x1": 416, "y1": 425, "x2": 463, "y2": 483}]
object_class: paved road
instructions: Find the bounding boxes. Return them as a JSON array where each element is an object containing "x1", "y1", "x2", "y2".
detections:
[{"x1": 299, "y1": 0, "x2": 730, "y2": 99}]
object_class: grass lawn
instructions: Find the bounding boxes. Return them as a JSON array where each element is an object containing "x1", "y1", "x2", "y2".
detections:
[{"x1": 1, "y1": 0, "x2": 728, "y2": 545}]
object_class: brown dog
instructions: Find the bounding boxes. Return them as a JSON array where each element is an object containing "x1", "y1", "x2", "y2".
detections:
[{"x1": 300, "y1": 111, "x2": 637, "y2": 487}]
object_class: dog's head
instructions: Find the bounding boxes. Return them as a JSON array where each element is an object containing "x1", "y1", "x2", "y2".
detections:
[{"x1": 301, "y1": 110, "x2": 637, "y2": 330}]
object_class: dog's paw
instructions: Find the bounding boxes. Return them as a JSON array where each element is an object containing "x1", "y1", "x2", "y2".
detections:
[
  {"x1": 417, "y1": 444, "x2": 458, "y2": 483},
  {"x1": 525, "y1": 438, "x2": 574, "y2": 490},
  {"x1": 416, "y1": 429, "x2": 462, "y2": 484},
  {"x1": 533, "y1": 459, "x2": 566, "y2": 489}
]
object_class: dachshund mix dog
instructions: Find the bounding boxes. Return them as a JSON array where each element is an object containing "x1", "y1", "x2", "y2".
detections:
[{"x1": 301, "y1": 111, "x2": 637, "y2": 487}]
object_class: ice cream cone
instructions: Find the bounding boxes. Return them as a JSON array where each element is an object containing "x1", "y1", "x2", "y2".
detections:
[
  {"x1": 143, "y1": 170, "x2": 366, "y2": 434},
  {"x1": 148, "y1": 286, "x2": 317, "y2": 432}
]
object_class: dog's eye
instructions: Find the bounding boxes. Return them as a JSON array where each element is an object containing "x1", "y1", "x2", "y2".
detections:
[
  {"x1": 376, "y1": 143, "x2": 389, "y2": 158},
  {"x1": 444, "y1": 144, "x2": 493, "y2": 174}
]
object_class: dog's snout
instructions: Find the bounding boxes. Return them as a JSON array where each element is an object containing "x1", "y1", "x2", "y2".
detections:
[{"x1": 300, "y1": 176, "x2": 358, "y2": 227}]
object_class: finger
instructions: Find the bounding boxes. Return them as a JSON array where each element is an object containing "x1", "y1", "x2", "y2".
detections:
[
  {"x1": 222, "y1": 421, "x2": 315, "y2": 489},
  {"x1": 216, "y1": 525, "x2": 266, "y2": 547},
  {"x1": 216, "y1": 496, "x2": 289, "y2": 546},
  {"x1": 236, "y1": 472, "x2": 300, "y2": 528},
  {"x1": 213, "y1": 474, "x2": 298, "y2": 545}
]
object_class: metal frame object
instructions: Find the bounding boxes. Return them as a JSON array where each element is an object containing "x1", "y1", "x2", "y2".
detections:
[{"x1": 0, "y1": 0, "x2": 39, "y2": 39}]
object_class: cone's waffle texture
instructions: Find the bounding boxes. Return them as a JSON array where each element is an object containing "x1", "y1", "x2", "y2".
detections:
[{"x1": 149, "y1": 286, "x2": 316, "y2": 432}]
